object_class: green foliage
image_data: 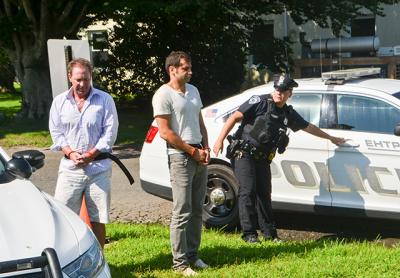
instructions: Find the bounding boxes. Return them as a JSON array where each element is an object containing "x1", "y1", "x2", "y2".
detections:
[
  {"x1": 97, "y1": 0, "x2": 247, "y2": 106},
  {"x1": 105, "y1": 223, "x2": 400, "y2": 277},
  {"x1": 95, "y1": 0, "x2": 398, "y2": 106}
]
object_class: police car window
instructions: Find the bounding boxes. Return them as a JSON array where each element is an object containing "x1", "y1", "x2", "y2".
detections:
[
  {"x1": 287, "y1": 94, "x2": 322, "y2": 126},
  {"x1": 337, "y1": 95, "x2": 400, "y2": 134},
  {"x1": 219, "y1": 108, "x2": 239, "y2": 123}
]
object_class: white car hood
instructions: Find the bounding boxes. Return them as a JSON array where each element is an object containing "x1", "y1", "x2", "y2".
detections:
[{"x1": 0, "y1": 179, "x2": 92, "y2": 267}]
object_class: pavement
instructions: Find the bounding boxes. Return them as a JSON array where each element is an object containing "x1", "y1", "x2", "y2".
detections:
[{"x1": 6, "y1": 145, "x2": 172, "y2": 224}]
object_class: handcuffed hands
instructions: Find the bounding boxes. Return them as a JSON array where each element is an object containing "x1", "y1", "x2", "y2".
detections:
[
  {"x1": 70, "y1": 151, "x2": 94, "y2": 167},
  {"x1": 192, "y1": 148, "x2": 210, "y2": 165}
]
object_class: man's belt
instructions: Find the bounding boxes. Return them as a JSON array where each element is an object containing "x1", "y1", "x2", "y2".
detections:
[
  {"x1": 167, "y1": 143, "x2": 203, "y2": 149},
  {"x1": 65, "y1": 152, "x2": 134, "y2": 185}
]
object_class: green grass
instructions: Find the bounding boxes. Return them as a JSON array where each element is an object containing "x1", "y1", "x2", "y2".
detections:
[
  {"x1": 0, "y1": 92, "x2": 21, "y2": 117},
  {"x1": 0, "y1": 91, "x2": 153, "y2": 148},
  {"x1": 105, "y1": 223, "x2": 400, "y2": 277}
]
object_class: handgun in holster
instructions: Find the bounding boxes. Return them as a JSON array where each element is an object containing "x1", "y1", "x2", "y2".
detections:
[
  {"x1": 276, "y1": 129, "x2": 289, "y2": 154},
  {"x1": 226, "y1": 135, "x2": 242, "y2": 159}
]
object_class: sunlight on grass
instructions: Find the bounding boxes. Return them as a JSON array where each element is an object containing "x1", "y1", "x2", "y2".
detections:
[
  {"x1": 0, "y1": 132, "x2": 52, "y2": 148},
  {"x1": 0, "y1": 92, "x2": 21, "y2": 117},
  {"x1": 105, "y1": 223, "x2": 400, "y2": 277},
  {"x1": 0, "y1": 90, "x2": 152, "y2": 147}
]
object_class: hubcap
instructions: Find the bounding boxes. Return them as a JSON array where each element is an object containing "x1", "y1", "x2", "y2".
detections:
[{"x1": 210, "y1": 188, "x2": 226, "y2": 206}]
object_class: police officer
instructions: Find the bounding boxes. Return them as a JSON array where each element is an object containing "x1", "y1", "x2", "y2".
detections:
[{"x1": 213, "y1": 75, "x2": 345, "y2": 243}]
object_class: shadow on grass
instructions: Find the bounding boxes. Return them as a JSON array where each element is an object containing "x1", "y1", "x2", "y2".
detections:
[{"x1": 107, "y1": 238, "x2": 330, "y2": 276}]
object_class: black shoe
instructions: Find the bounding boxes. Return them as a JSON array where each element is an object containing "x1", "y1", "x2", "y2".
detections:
[{"x1": 242, "y1": 234, "x2": 261, "y2": 244}]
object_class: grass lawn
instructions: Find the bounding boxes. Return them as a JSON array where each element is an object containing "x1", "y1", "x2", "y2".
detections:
[
  {"x1": 105, "y1": 223, "x2": 400, "y2": 277},
  {"x1": 0, "y1": 91, "x2": 153, "y2": 148}
]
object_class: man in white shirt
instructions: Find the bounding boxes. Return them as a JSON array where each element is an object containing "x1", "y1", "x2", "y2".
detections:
[{"x1": 49, "y1": 58, "x2": 118, "y2": 248}]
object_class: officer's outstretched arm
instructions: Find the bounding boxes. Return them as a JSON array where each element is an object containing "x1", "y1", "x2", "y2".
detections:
[
  {"x1": 213, "y1": 111, "x2": 243, "y2": 156},
  {"x1": 302, "y1": 123, "x2": 346, "y2": 146}
]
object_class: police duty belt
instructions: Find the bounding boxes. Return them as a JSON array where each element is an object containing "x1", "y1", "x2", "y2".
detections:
[{"x1": 65, "y1": 152, "x2": 135, "y2": 185}]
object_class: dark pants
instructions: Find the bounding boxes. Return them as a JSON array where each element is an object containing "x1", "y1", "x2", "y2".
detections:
[{"x1": 232, "y1": 153, "x2": 277, "y2": 238}]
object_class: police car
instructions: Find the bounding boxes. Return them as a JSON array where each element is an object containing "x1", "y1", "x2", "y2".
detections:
[
  {"x1": 0, "y1": 147, "x2": 111, "y2": 277},
  {"x1": 140, "y1": 68, "x2": 400, "y2": 230}
]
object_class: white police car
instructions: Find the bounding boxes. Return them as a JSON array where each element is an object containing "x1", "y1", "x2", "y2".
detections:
[
  {"x1": 0, "y1": 147, "x2": 111, "y2": 277},
  {"x1": 140, "y1": 68, "x2": 400, "y2": 230}
]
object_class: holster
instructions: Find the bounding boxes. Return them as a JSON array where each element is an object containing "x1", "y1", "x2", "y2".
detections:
[
  {"x1": 276, "y1": 130, "x2": 289, "y2": 154},
  {"x1": 226, "y1": 135, "x2": 242, "y2": 160}
]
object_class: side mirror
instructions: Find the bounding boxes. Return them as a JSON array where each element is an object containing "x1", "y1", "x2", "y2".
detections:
[
  {"x1": 6, "y1": 157, "x2": 33, "y2": 179},
  {"x1": 12, "y1": 150, "x2": 45, "y2": 171},
  {"x1": 394, "y1": 124, "x2": 400, "y2": 136}
]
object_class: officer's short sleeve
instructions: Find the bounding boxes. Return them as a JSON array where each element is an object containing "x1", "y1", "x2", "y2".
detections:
[
  {"x1": 152, "y1": 87, "x2": 171, "y2": 117},
  {"x1": 238, "y1": 95, "x2": 261, "y2": 119},
  {"x1": 288, "y1": 108, "x2": 309, "y2": 132}
]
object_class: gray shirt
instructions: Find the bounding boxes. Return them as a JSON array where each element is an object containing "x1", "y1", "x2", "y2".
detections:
[{"x1": 152, "y1": 84, "x2": 203, "y2": 154}]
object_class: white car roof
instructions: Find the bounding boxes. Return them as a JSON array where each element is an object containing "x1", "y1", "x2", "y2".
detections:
[
  {"x1": 296, "y1": 77, "x2": 400, "y2": 95},
  {"x1": 204, "y1": 77, "x2": 400, "y2": 119}
]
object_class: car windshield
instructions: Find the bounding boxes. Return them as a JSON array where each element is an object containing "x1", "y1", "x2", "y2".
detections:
[{"x1": 392, "y1": 92, "x2": 400, "y2": 100}]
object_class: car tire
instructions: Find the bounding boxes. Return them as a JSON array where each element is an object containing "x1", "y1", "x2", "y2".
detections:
[{"x1": 203, "y1": 163, "x2": 240, "y2": 231}]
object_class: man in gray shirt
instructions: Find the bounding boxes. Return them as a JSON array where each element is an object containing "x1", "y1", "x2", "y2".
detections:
[{"x1": 152, "y1": 51, "x2": 209, "y2": 276}]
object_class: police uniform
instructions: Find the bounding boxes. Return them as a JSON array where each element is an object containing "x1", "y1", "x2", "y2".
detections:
[{"x1": 232, "y1": 92, "x2": 309, "y2": 241}]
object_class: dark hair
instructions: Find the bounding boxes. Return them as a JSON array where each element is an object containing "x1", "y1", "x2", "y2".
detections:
[
  {"x1": 67, "y1": 58, "x2": 93, "y2": 75},
  {"x1": 165, "y1": 51, "x2": 191, "y2": 73}
]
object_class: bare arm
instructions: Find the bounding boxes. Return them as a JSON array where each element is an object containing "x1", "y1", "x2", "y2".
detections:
[
  {"x1": 302, "y1": 123, "x2": 346, "y2": 146},
  {"x1": 213, "y1": 111, "x2": 244, "y2": 156},
  {"x1": 199, "y1": 112, "x2": 210, "y2": 163}
]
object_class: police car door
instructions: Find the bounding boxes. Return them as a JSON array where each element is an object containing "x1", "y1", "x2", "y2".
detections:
[
  {"x1": 274, "y1": 92, "x2": 332, "y2": 211},
  {"x1": 325, "y1": 92, "x2": 400, "y2": 218}
]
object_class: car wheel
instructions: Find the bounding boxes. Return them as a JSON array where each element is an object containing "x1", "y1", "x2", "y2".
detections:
[{"x1": 203, "y1": 164, "x2": 239, "y2": 231}]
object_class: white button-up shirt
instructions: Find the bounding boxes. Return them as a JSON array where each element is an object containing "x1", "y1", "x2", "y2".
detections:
[{"x1": 49, "y1": 87, "x2": 119, "y2": 176}]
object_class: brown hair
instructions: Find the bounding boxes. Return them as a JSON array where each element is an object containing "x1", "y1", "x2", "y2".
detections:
[
  {"x1": 165, "y1": 51, "x2": 191, "y2": 73},
  {"x1": 67, "y1": 58, "x2": 93, "y2": 75}
]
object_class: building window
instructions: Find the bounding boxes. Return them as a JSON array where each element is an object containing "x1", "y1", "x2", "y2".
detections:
[{"x1": 88, "y1": 30, "x2": 108, "y2": 51}]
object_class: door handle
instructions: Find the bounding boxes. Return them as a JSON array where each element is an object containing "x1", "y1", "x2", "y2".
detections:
[{"x1": 340, "y1": 139, "x2": 360, "y2": 148}]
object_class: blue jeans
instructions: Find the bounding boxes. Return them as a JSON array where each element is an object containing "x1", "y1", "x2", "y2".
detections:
[{"x1": 168, "y1": 153, "x2": 207, "y2": 270}]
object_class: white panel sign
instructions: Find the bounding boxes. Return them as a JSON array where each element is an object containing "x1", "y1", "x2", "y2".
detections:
[{"x1": 47, "y1": 39, "x2": 91, "y2": 98}]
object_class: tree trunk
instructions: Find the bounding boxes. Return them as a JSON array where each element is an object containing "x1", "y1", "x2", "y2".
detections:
[
  {"x1": 9, "y1": 47, "x2": 53, "y2": 119},
  {"x1": 19, "y1": 65, "x2": 53, "y2": 119}
]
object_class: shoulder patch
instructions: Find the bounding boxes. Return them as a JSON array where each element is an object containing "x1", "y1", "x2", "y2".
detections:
[{"x1": 248, "y1": 95, "x2": 261, "y2": 104}]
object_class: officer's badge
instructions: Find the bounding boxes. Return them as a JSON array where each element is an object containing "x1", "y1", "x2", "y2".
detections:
[
  {"x1": 248, "y1": 95, "x2": 261, "y2": 104},
  {"x1": 284, "y1": 117, "x2": 288, "y2": 125}
]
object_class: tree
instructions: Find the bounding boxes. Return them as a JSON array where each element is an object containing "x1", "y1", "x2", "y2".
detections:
[
  {"x1": 0, "y1": 1, "x2": 108, "y2": 118},
  {"x1": 1, "y1": 1, "x2": 398, "y2": 117},
  {"x1": 96, "y1": 0, "x2": 247, "y2": 106},
  {"x1": 0, "y1": 48, "x2": 15, "y2": 93},
  {"x1": 97, "y1": 0, "x2": 398, "y2": 106}
]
